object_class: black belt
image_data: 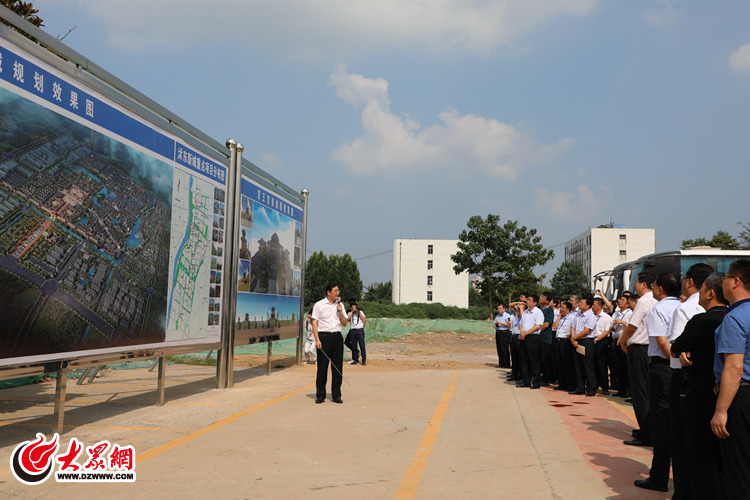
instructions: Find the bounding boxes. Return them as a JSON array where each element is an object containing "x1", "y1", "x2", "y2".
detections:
[
  {"x1": 650, "y1": 357, "x2": 669, "y2": 365},
  {"x1": 714, "y1": 381, "x2": 750, "y2": 396},
  {"x1": 349, "y1": 328, "x2": 364, "y2": 332},
  {"x1": 496, "y1": 330, "x2": 510, "y2": 333},
  {"x1": 318, "y1": 331, "x2": 340, "y2": 335}
]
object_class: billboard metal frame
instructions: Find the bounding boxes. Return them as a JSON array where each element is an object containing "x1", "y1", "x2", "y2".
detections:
[{"x1": 0, "y1": 9, "x2": 308, "y2": 432}]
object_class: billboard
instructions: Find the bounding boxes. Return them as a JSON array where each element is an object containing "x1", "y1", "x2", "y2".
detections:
[
  {"x1": 234, "y1": 175, "x2": 303, "y2": 343},
  {"x1": 0, "y1": 37, "x2": 228, "y2": 366}
]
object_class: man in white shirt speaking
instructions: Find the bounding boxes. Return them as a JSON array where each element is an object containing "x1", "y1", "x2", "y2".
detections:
[{"x1": 311, "y1": 282, "x2": 349, "y2": 404}]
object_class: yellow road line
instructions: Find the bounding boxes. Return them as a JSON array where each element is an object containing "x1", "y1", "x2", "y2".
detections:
[
  {"x1": 606, "y1": 397, "x2": 637, "y2": 421},
  {"x1": 136, "y1": 382, "x2": 314, "y2": 464},
  {"x1": 394, "y1": 371, "x2": 461, "y2": 500}
]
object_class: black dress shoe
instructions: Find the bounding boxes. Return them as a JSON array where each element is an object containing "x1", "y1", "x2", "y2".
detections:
[
  {"x1": 315, "y1": 397, "x2": 325, "y2": 404},
  {"x1": 333, "y1": 397, "x2": 343, "y2": 404},
  {"x1": 568, "y1": 390, "x2": 585, "y2": 395},
  {"x1": 585, "y1": 391, "x2": 596, "y2": 397},
  {"x1": 623, "y1": 438, "x2": 651, "y2": 447},
  {"x1": 553, "y1": 386, "x2": 567, "y2": 391},
  {"x1": 516, "y1": 382, "x2": 530, "y2": 388},
  {"x1": 530, "y1": 384, "x2": 540, "y2": 389},
  {"x1": 601, "y1": 390, "x2": 610, "y2": 395},
  {"x1": 539, "y1": 381, "x2": 550, "y2": 387},
  {"x1": 613, "y1": 391, "x2": 626, "y2": 397},
  {"x1": 634, "y1": 478, "x2": 667, "y2": 492}
]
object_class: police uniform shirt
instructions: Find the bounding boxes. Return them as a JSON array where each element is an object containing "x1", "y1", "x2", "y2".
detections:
[
  {"x1": 521, "y1": 307, "x2": 545, "y2": 334},
  {"x1": 646, "y1": 296, "x2": 681, "y2": 358},
  {"x1": 593, "y1": 311, "x2": 613, "y2": 339},
  {"x1": 311, "y1": 297, "x2": 345, "y2": 332},
  {"x1": 556, "y1": 312, "x2": 573, "y2": 339},
  {"x1": 627, "y1": 291, "x2": 658, "y2": 346}
]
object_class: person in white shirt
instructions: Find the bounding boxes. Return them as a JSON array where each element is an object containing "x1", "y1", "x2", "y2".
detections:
[
  {"x1": 666, "y1": 263, "x2": 713, "y2": 499},
  {"x1": 570, "y1": 296, "x2": 598, "y2": 396},
  {"x1": 635, "y1": 273, "x2": 681, "y2": 493},
  {"x1": 311, "y1": 283, "x2": 349, "y2": 404},
  {"x1": 303, "y1": 311, "x2": 316, "y2": 364},
  {"x1": 553, "y1": 301, "x2": 574, "y2": 391},
  {"x1": 592, "y1": 297, "x2": 614, "y2": 395},
  {"x1": 347, "y1": 300, "x2": 367, "y2": 366},
  {"x1": 518, "y1": 294, "x2": 545, "y2": 389},
  {"x1": 610, "y1": 296, "x2": 633, "y2": 397},
  {"x1": 494, "y1": 303, "x2": 512, "y2": 368},
  {"x1": 619, "y1": 273, "x2": 658, "y2": 447}
]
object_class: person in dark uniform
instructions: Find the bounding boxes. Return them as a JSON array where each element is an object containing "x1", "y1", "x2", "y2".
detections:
[{"x1": 671, "y1": 272, "x2": 728, "y2": 499}]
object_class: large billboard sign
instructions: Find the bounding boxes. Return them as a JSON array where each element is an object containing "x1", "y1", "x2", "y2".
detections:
[
  {"x1": 0, "y1": 37, "x2": 227, "y2": 366},
  {"x1": 235, "y1": 175, "x2": 303, "y2": 343}
]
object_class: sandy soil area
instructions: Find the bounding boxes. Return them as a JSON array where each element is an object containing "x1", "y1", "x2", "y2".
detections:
[{"x1": 233, "y1": 331, "x2": 498, "y2": 371}]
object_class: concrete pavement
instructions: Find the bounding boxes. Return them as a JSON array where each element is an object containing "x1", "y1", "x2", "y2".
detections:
[{"x1": 0, "y1": 363, "x2": 670, "y2": 498}]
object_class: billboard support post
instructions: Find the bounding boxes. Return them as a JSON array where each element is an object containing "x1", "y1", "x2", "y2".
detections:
[
  {"x1": 53, "y1": 367, "x2": 68, "y2": 435},
  {"x1": 296, "y1": 189, "x2": 310, "y2": 365},
  {"x1": 217, "y1": 139, "x2": 239, "y2": 389},
  {"x1": 156, "y1": 357, "x2": 166, "y2": 406},
  {"x1": 225, "y1": 143, "x2": 244, "y2": 388}
]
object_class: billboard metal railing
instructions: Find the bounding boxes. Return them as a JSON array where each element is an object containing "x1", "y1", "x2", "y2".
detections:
[{"x1": 0, "y1": 8, "x2": 307, "y2": 432}]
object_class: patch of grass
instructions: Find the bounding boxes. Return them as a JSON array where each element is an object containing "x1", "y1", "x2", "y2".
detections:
[{"x1": 166, "y1": 355, "x2": 217, "y2": 366}]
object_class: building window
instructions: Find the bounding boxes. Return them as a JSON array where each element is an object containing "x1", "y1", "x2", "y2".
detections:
[
  {"x1": 427, "y1": 244, "x2": 433, "y2": 255},
  {"x1": 619, "y1": 234, "x2": 626, "y2": 243},
  {"x1": 619, "y1": 249, "x2": 627, "y2": 260},
  {"x1": 427, "y1": 260, "x2": 433, "y2": 270},
  {"x1": 427, "y1": 291, "x2": 433, "y2": 301},
  {"x1": 427, "y1": 275, "x2": 433, "y2": 286}
]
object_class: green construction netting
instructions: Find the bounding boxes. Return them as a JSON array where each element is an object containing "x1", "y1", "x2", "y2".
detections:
[{"x1": 1, "y1": 319, "x2": 494, "y2": 386}]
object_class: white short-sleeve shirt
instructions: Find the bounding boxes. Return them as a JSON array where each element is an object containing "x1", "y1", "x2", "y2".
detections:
[
  {"x1": 646, "y1": 297, "x2": 681, "y2": 358},
  {"x1": 627, "y1": 291, "x2": 658, "y2": 345},
  {"x1": 311, "y1": 297, "x2": 345, "y2": 332}
]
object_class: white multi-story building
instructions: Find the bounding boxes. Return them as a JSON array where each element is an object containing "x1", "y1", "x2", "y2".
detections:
[
  {"x1": 392, "y1": 239, "x2": 469, "y2": 307},
  {"x1": 565, "y1": 225, "x2": 655, "y2": 288}
]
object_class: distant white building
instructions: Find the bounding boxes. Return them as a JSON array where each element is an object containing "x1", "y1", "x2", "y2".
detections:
[
  {"x1": 565, "y1": 224, "x2": 655, "y2": 288},
  {"x1": 392, "y1": 239, "x2": 469, "y2": 307}
]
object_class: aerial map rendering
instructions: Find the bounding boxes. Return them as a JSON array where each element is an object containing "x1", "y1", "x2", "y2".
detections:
[{"x1": 0, "y1": 87, "x2": 173, "y2": 360}]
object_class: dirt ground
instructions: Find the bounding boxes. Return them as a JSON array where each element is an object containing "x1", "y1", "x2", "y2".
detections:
[{"x1": 233, "y1": 331, "x2": 498, "y2": 371}]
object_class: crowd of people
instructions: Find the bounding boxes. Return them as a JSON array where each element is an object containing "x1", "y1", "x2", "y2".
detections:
[{"x1": 494, "y1": 259, "x2": 750, "y2": 499}]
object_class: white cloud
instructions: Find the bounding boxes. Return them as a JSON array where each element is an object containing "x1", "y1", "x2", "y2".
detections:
[
  {"x1": 729, "y1": 43, "x2": 750, "y2": 73},
  {"x1": 328, "y1": 65, "x2": 573, "y2": 177},
  {"x1": 533, "y1": 185, "x2": 613, "y2": 219},
  {"x1": 64, "y1": 0, "x2": 599, "y2": 58},
  {"x1": 643, "y1": 2, "x2": 681, "y2": 27},
  {"x1": 258, "y1": 152, "x2": 284, "y2": 172}
]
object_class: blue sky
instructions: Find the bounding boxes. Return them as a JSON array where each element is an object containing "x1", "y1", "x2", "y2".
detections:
[{"x1": 32, "y1": 0, "x2": 750, "y2": 287}]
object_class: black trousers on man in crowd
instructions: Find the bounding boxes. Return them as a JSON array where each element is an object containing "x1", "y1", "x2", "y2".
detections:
[
  {"x1": 683, "y1": 376, "x2": 722, "y2": 499},
  {"x1": 719, "y1": 386, "x2": 750, "y2": 500},
  {"x1": 646, "y1": 359, "x2": 672, "y2": 489},
  {"x1": 316, "y1": 331, "x2": 343, "y2": 401},
  {"x1": 594, "y1": 337, "x2": 611, "y2": 392},
  {"x1": 495, "y1": 330, "x2": 511, "y2": 368},
  {"x1": 510, "y1": 333, "x2": 522, "y2": 381},
  {"x1": 574, "y1": 338, "x2": 596, "y2": 394},
  {"x1": 628, "y1": 344, "x2": 652, "y2": 443},
  {"x1": 519, "y1": 335, "x2": 541, "y2": 387},
  {"x1": 611, "y1": 337, "x2": 629, "y2": 395}
]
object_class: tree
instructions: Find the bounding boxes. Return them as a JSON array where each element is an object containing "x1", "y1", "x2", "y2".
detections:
[
  {"x1": 1, "y1": 1, "x2": 44, "y2": 27},
  {"x1": 303, "y1": 251, "x2": 363, "y2": 310},
  {"x1": 681, "y1": 230, "x2": 739, "y2": 250},
  {"x1": 451, "y1": 214, "x2": 554, "y2": 317},
  {"x1": 737, "y1": 222, "x2": 750, "y2": 250},
  {"x1": 363, "y1": 281, "x2": 392, "y2": 303},
  {"x1": 550, "y1": 261, "x2": 589, "y2": 300}
]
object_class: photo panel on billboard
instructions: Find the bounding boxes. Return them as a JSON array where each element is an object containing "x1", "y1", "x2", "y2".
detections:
[
  {"x1": 0, "y1": 38, "x2": 228, "y2": 366},
  {"x1": 235, "y1": 176, "x2": 303, "y2": 342}
]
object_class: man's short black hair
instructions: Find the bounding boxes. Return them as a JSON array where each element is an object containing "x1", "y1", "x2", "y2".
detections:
[
  {"x1": 655, "y1": 273, "x2": 681, "y2": 297},
  {"x1": 541, "y1": 291, "x2": 553, "y2": 301},
  {"x1": 527, "y1": 294, "x2": 539, "y2": 303},
  {"x1": 703, "y1": 272, "x2": 729, "y2": 305},
  {"x1": 685, "y1": 263, "x2": 714, "y2": 290},
  {"x1": 728, "y1": 259, "x2": 750, "y2": 292},
  {"x1": 325, "y1": 282, "x2": 338, "y2": 293},
  {"x1": 637, "y1": 273, "x2": 656, "y2": 288}
]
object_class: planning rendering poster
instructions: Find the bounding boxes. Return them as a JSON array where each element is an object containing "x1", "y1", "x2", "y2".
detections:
[{"x1": 0, "y1": 38, "x2": 228, "y2": 365}]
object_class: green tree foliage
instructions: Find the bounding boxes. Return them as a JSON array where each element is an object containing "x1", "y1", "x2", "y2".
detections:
[
  {"x1": 550, "y1": 260, "x2": 589, "y2": 300},
  {"x1": 737, "y1": 222, "x2": 750, "y2": 250},
  {"x1": 363, "y1": 281, "x2": 392, "y2": 303},
  {"x1": 360, "y1": 301, "x2": 488, "y2": 320},
  {"x1": 681, "y1": 230, "x2": 740, "y2": 250},
  {"x1": 468, "y1": 284, "x2": 485, "y2": 307},
  {"x1": 304, "y1": 251, "x2": 363, "y2": 310},
  {"x1": 451, "y1": 214, "x2": 554, "y2": 317},
  {"x1": 1, "y1": 1, "x2": 44, "y2": 27}
]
